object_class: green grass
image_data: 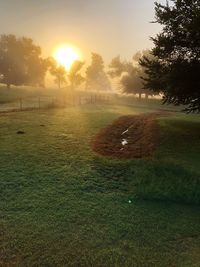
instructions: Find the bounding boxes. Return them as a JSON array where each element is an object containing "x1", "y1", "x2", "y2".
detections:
[
  {"x1": 0, "y1": 85, "x2": 181, "y2": 110},
  {"x1": 134, "y1": 114, "x2": 200, "y2": 205},
  {"x1": 0, "y1": 86, "x2": 47, "y2": 103},
  {"x1": 1, "y1": 104, "x2": 200, "y2": 266}
]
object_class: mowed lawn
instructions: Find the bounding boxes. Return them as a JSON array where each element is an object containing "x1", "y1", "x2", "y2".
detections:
[{"x1": 1, "y1": 104, "x2": 200, "y2": 267}]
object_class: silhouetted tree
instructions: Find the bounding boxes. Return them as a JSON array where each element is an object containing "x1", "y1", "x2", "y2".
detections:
[
  {"x1": 108, "y1": 53, "x2": 153, "y2": 99},
  {"x1": 68, "y1": 60, "x2": 85, "y2": 91},
  {"x1": 108, "y1": 56, "x2": 133, "y2": 78},
  {"x1": 0, "y1": 34, "x2": 48, "y2": 88},
  {"x1": 120, "y1": 67, "x2": 145, "y2": 99},
  {"x1": 27, "y1": 57, "x2": 49, "y2": 88},
  {"x1": 49, "y1": 58, "x2": 67, "y2": 89},
  {"x1": 85, "y1": 53, "x2": 111, "y2": 91},
  {"x1": 140, "y1": 0, "x2": 200, "y2": 112}
]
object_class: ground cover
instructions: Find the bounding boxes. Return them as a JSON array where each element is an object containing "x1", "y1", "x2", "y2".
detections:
[{"x1": 0, "y1": 104, "x2": 200, "y2": 266}]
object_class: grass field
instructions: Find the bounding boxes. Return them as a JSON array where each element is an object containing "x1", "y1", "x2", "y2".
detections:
[{"x1": 1, "y1": 103, "x2": 200, "y2": 266}]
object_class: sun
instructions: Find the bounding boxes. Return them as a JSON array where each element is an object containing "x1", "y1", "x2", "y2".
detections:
[{"x1": 53, "y1": 45, "x2": 80, "y2": 71}]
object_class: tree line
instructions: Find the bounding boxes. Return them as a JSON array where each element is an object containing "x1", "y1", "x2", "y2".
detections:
[
  {"x1": 0, "y1": 34, "x2": 154, "y2": 99},
  {"x1": 0, "y1": 35, "x2": 109, "y2": 91},
  {"x1": 1, "y1": 0, "x2": 200, "y2": 111}
]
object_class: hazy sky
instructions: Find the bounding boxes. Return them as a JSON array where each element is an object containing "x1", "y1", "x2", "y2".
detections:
[{"x1": 0, "y1": 0, "x2": 164, "y2": 63}]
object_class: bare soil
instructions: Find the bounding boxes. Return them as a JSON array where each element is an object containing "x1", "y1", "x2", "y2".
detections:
[{"x1": 92, "y1": 112, "x2": 166, "y2": 159}]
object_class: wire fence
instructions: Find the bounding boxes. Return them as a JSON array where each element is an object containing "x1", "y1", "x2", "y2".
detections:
[{"x1": 0, "y1": 93, "x2": 111, "y2": 113}]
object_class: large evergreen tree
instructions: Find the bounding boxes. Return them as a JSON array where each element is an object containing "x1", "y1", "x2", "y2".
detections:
[{"x1": 140, "y1": 0, "x2": 200, "y2": 112}]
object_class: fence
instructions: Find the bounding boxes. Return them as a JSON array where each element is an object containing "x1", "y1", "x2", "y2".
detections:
[{"x1": 0, "y1": 93, "x2": 111, "y2": 113}]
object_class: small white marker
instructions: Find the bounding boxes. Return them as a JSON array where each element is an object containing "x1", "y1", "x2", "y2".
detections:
[
  {"x1": 122, "y1": 129, "x2": 129, "y2": 135},
  {"x1": 122, "y1": 139, "x2": 128, "y2": 146},
  {"x1": 128, "y1": 200, "x2": 132, "y2": 204}
]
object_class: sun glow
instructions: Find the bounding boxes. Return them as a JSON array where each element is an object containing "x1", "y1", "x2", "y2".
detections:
[{"x1": 53, "y1": 45, "x2": 81, "y2": 71}]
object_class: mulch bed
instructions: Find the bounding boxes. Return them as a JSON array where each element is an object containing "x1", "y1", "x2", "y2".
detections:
[{"x1": 92, "y1": 113, "x2": 164, "y2": 159}]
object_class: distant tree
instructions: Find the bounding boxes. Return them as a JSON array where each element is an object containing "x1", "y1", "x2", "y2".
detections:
[
  {"x1": 68, "y1": 60, "x2": 85, "y2": 91},
  {"x1": 108, "y1": 56, "x2": 133, "y2": 78},
  {"x1": 108, "y1": 52, "x2": 153, "y2": 99},
  {"x1": 0, "y1": 34, "x2": 48, "y2": 88},
  {"x1": 49, "y1": 58, "x2": 67, "y2": 89},
  {"x1": 26, "y1": 57, "x2": 49, "y2": 88},
  {"x1": 140, "y1": 0, "x2": 200, "y2": 112},
  {"x1": 120, "y1": 67, "x2": 145, "y2": 99},
  {"x1": 85, "y1": 53, "x2": 111, "y2": 91}
]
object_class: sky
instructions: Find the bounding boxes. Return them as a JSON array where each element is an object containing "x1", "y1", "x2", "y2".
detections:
[{"x1": 0, "y1": 0, "x2": 164, "y2": 64}]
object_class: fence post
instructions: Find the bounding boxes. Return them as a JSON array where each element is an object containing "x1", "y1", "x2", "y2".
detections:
[
  {"x1": 19, "y1": 98, "x2": 22, "y2": 111},
  {"x1": 63, "y1": 97, "x2": 66, "y2": 107},
  {"x1": 38, "y1": 97, "x2": 41, "y2": 109},
  {"x1": 73, "y1": 95, "x2": 76, "y2": 106}
]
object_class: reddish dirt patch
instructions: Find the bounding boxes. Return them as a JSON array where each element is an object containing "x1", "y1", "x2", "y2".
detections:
[{"x1": 92, "y1": 113, "x2": 164, "y2": 159}]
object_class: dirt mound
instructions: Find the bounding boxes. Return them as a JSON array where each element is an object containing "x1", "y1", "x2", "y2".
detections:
[{"x1": 92, "y1": 113, "x2": 162, "y2": 159}]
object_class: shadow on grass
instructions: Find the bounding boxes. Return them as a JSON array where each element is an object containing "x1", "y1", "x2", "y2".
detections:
[
  {"x1": 133, "y1": 161, "x2": 200, "y2": 205},
  {"x1": 88, "y1": 156, "x2": 200, "y2": 205},
  {"x1": 81, "y1": 157, "x2": 130, "y2": 194}
]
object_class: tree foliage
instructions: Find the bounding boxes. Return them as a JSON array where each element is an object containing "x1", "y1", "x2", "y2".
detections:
[
  {"x1": 85, "y1": 53, "x2": 111, "y2": 91},
  {"x1": 49, "y1": 58, "x2": 67, "y2": 89},
  {"x1": 0, "y1": 34, "x2": 48, "y2": 88},
  {"x1": 108, "y1": 56, "x2": 133, "y2": 78},
  {"x1": 140, "y1": 0, "x2": 200, "y2": 112},
  {"x1": 68, "y1": 60, "x2": 85, "y2": 90},
  {"x1": 108, "y1": 52, "x2": 153, "y2": 98},
  {"x1": 49, "y1": 59, "x2": 85, "y2": 90}
]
